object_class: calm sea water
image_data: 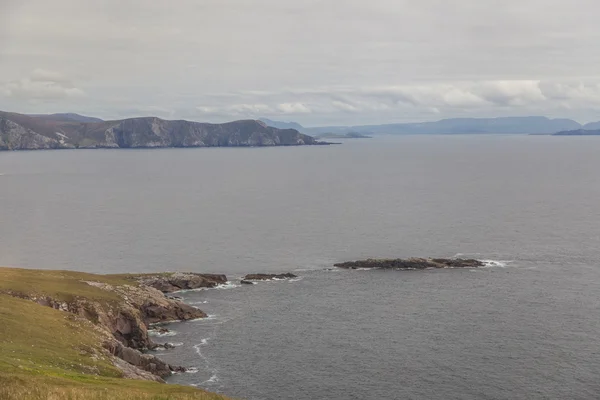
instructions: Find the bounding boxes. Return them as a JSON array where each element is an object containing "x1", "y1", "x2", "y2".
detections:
[{"x1": 2, "y1": 135, "x2": 600, "y2": 399}]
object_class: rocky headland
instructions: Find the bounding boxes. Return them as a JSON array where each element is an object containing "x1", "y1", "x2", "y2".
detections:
[
  {"x1": 0, "y1": 111, "x2": 328, "y2": 150},
  {"x1": 334, "y1": 258, "x2": 484, "y2": 270},
  {"x1": 0, "y1": 267, "x2": 234, "y2": 398}
]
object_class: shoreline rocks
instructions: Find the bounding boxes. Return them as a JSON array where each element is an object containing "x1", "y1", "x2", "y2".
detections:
[
  {"x1": 334, "y1": 258, "x2": 484, "y2": 270},
  {"x1": 242, "y1": 273, "x2": 298, "y2": 281},
  {"x1": 133, "y1": 272, "x2": 228, "y2": 293}
]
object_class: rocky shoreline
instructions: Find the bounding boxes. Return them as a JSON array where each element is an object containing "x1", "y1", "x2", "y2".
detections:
[
  {"x1": 0, "y1": 271, "x2": 233, "y2": 383},
  {"x1": 334, "y1": 258, "x2": 484, "y2": 270}
]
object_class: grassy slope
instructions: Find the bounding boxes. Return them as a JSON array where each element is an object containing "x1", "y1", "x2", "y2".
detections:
[{"x1": 0, "y1": 268, "x2": 230, "y2": 400}]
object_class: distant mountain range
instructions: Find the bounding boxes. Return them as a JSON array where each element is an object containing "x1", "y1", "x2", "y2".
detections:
[
  {"x1": 554, "y1": 129, "x2": 600, "y2": 136},
  {"x1": 262, "y1": 116, "x2": 600, "y2": 135},
  {"x1": 27, "y1": 113, "x2": 104, "y2": 123},
  {"x1": 258, "y1": 118, "x2": 305, "y2": 131},
  {"x1": 0, "y1": 111, "x2": 321, "y2": 150}
]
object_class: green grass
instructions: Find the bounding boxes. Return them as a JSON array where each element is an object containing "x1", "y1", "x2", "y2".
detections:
[
  {"x1": 0, "y1": 268, "x2": 231, "y2": 400},
  {"x1": 0, "y1": 267, "x2": 132, "y2": 303}
]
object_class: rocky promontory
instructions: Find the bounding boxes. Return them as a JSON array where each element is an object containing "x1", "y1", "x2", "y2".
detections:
[
  {"x1": 334, "y1": 258, "x2": 484, "y2": 270},
  {"x1": 0, "y1": 268, "x2": 228, "y2": 385},
  {"x1": 0, "y1": 111, "x2": 328, "y2": 150}
]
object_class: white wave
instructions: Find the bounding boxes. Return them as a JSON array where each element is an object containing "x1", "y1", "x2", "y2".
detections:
[
  {"x1": 169, "y1": 342, "x2": 184, "y2": 347},
  {"x1": 186, "y1": 367, "x2": 199, "y2": 374},
  {"x1": 148, "y1": 330, "x2": 177, "y2": 337},
  {"x1": 191, "y1": 314, "x2": 218, "y2": 322},
  {"x1": 480, "y1": 259, "x2": 513, "y2": 268},
  {"x1": 187, "y1": 300, "x2": 209, "y2": 305},
  {"x1": 452, "y1": 252, "x2": 482, "y2": 258},
  {"x1": 201, "y1": 373, "x2": 219, "y2": 385},
  {"x1": 173, "y1": 281, "x2": 240, "y2": 293},
  {"x1": 288, "y1": 277, "x2": 303, "y2": 283}
]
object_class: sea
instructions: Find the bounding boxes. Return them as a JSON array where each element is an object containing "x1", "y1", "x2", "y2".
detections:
[{"x1": 1, "y1": 135, "x2": 600, "y2": 399}]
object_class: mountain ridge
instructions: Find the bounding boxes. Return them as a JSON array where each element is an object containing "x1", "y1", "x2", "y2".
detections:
[
  {"x1": 0, "y1": 111, "x2": 322, "y2": 150},
  {"x1": 261, "y1": 116, "x2": 592, "y2": 135}
]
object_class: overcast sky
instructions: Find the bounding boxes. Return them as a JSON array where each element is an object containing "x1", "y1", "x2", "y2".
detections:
[{"x1": 1, "y1": 0, "x2": 600, "y2": 126}]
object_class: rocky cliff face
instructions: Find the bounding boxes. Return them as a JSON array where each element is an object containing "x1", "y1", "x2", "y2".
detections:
[
  {"x1": 1, "y1": 272, "x2": 218, "y2": 382},
  {"x1": 0, "y1": 111, "x2": 323, "y2": 150},
  {"x1": 0, "y1": 117, "x2": 66, "y2": 150}
]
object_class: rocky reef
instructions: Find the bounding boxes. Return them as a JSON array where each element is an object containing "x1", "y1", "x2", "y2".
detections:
[
  {"x1": 241, "y1": 273, "x2": 298, "y2": 282},
  {"x1": 334, "y1": 258, "x2": 484, "y2": 270}
]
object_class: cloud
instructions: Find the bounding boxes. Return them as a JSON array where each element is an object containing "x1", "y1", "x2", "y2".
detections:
[
  {"x1": 276, "y1": 103, "x2": 311, "y2": 114},
  {"x1": 228, "y1": 103, "x2": 273, "y2": 114},
  {"x1": 2, "y1": 1, "x2": 600, "y2": 124},
  {"x1": 1, "y1": 69, "x2": 85, "y2": 100}
]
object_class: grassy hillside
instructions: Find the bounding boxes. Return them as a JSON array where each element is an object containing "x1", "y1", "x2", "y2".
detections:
[{"x1": 0, "y1": 268, "x2": 231, "y2": 400}]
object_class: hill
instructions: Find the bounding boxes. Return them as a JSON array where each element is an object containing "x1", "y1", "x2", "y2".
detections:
[
  {"x1": 0, "y1": 111, "x2": 321, "y2": 150},
  {"x1": 259, "y1": 118, "x2": 306, "y2": 132},
  {"x1": 28, "y1": 113, "x2": 104, "y2": 123}
]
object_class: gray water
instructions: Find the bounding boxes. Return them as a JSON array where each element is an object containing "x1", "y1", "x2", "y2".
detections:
[{"x1": 1, "y1": 135, "x2": 600, "y2": 399}]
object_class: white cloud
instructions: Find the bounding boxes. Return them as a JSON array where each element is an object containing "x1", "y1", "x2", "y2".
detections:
[
  {"x1": 1, "y1": 69, "x2": 85, "y2": 101},
  {"x1": 228, "y1": 103, "x2": 273, "y2": 114},
  {"x1": 276, "y1": 103, "x2": 311, "y2": 114},
  {"x1": 332, "y1": 100, "x2": 358, "y2": 112},
  {"x1": 3, "y1": 1, "x2": 600, "y2": 124}
]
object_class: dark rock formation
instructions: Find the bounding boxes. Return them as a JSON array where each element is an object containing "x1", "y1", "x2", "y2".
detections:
[
  {"x1": 133, "y1": 272, "x2": 228, "y2": 293},
  {"x1": 242, "y1": 273, "x2": 298, "y2": 281},
  {"x1": 334, "y1": 258, "x2": 484, "y2": 270},
  {"x1": 240, "y1": 280, "x2": 255, "y2": 285},
  {"x1": 0, "y1": 111, "x2": 327, "y2": 150}
]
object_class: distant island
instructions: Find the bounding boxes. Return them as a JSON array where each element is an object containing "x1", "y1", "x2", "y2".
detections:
[
  {"x1": 0, "y1": 111, "x2": 327, "y2": 151},
  {"x1": 553, "y1": 129, "x2": 600, "y2": 136},
  {"x1": 315, "y1": 132, "x2": 372, "y2": 139}
]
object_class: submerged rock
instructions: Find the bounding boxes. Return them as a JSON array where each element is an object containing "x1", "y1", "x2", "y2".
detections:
[
  {"x1": 334, "y1": 258, "x2": 484, "y2": 270},
  {"x1": 240, "y1": 280, "x2": 255, "y2": 285},
  {"x1": 242, "y1": 273, "x2": 298, "y2": 281}
]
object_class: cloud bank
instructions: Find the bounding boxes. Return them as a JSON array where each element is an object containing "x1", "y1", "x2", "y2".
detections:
[{"x1": 1, "y1": 0, "x2": 600, "y2": 125}]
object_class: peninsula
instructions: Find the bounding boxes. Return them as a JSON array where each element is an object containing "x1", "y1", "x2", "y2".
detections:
[{"x1": 0, "y1": 111, "x2": 325, "y2": 150}]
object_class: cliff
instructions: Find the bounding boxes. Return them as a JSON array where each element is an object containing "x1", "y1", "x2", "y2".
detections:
[
  {"x1": 0, "y1": 111, "x2": 324, "y2": 150},
  {"x1": 0, "y1": 267, "x2": 231, "y2": 400}
]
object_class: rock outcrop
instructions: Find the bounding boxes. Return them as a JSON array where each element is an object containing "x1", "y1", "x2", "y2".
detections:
[
  {"x1": 334, "y1": 258, "x2": 484, "y2": 270},
  {"x1": 0, "y1": 111, "x2": 326, "y2": 150},
  {"x1": 242, "y1": 273, "x2": 298, "y2": 281},
  {"x1": 133, "y1": 272, "x2": 228, "y2": 293}
]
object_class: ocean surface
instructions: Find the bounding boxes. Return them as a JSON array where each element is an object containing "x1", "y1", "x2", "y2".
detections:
[{"x1": 1, "y1": 135, "x2": 600, "y2": 399}]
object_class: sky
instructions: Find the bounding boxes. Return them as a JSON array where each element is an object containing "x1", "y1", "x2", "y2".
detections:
[{"x1": 1, "y1": 0, "x2": 600, "y2": 126}]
